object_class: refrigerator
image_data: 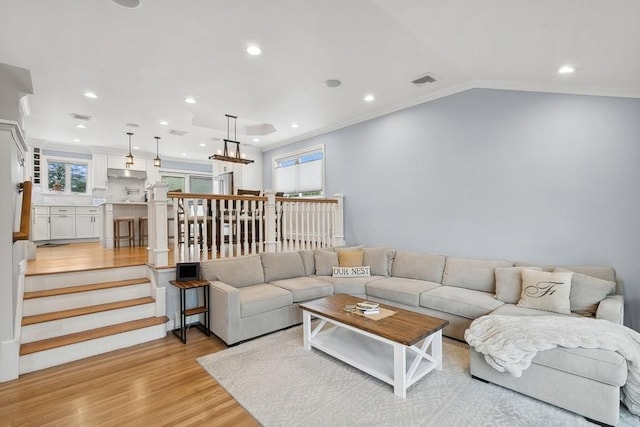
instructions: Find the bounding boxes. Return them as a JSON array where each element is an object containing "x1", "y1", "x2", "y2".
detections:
[{"x1": 214, "y1": 171, "x2": 233, "y2": 195}]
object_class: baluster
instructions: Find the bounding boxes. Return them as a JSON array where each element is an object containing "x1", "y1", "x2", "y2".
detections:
[
  {"x1": 201, "y1": 199, "x2": 209, "y2": 260},
  {"x1": 242, "y1": 199, "x2": 249, "y2": 255},
  {"x1": 258, "y1": 199, "x2": 264, "y2": 253},
  {"x1": 234, "y1": 199, "x2": 241, "y2": 257}
]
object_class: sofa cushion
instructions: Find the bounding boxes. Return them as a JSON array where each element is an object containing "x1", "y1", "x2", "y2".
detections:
[
  {"x1": 239, "y1": 284, "x2": 293, "y2": 317},
  {"x1": 442, "y1": 257, "x2": 512, "y2": 293},
  {"x1": 517, "y1": 270, "x2": 572, "y2": 315},
  {"x1": 362, "y1": 247, "x2": 395, "y2": 277},
  {"x1": 315, "y1": 275, "x2": 383, "y2": 295},
  {"x1": 367, "y1": 278, "x2": 440, "y2": 307},
  {"x1": 494, "y1": 266, "x2": 542, "y2": 304},
  {"x1": 201, "y1": 255, "x2": 264, "y2": 288},
  {"x1": 514, "y1": 262, "x2": 616, "y2": 282},
  {"x1": 270, "y1": 277, "x2": 333, "y2": 303},
  {"x1": 338, "y1": 249, "x2": 364, "y2": 267},
  {"x1": 391, "y1": 251, "x2": 446, "y2": 283},
  {"x1": 314, "y1": 250, "x2": 338, "y2": 276},
  {"x1": 420, "y1": 286, "x2": 503, "y2": 319},
  {"x1": 534, "y1": 347, "x2": 627, "y2": 386},
  {"x1": 261, "y1": 252, "x2": 305, "y2": 283},
  {"x1": 299, "y1": 250, "x2": 315, "y2": 276},
  {"x1": 554, "y1": 268, "x2": 616, "y2": 316}
]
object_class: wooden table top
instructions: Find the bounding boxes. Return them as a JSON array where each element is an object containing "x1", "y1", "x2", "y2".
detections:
[
  {"x1": 169, "y1": 280, "x2": 210, "y2": 289},
  {"x1": 300, "y1": 294, "x2": 449, "y2": 346}
]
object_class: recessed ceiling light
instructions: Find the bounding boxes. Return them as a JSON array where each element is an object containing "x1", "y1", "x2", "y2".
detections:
[
  {"x1": 199, "y1": 143, "x2": 206, "y2": 147},
  {"x1": 324, "y1": 79, "x2": 342, "y2": 88},
  {"x1": 159, "y1": 120, "x2": 168, "y2": 126},
  {"x1": 253, "y1": 138, "x2": 260, "y2": 142},
  {"x1": 133, "y1": 146, "x2": 139, "y2": 150},
  {"x1": 364, "y1": 94, "x2": 375, "y2": 102},
  {"x1": 558, "y1": 65, "x2": 576, "y2": 74},
  {"x1": 291, "y1": 123, "x2": 299, "y2": 128},
  {"x1": 181, "y1": 152, "x2": 187, "y2": 156},
  {"x1": 75, "y1": 124, "x2": 86, "y2": 129},
  {"x1": 247, "y1": 45, "x2": 262, "y2": 56},
  {"x1": 112, "y1": 0, "x2": 140, "y2": 8},
  {"x1": 72, "y1": 138, "x2": 81, "y2": 142},
  {"x1": 83, "y1": 91, "x2": 98, "y2": 99},
  {"x1": 184, "y1": 97, "x2": 196, "y2": 104}
]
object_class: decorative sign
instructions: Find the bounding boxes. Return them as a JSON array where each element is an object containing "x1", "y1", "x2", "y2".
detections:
[{"x1": 332, "y1": 266, "x2": 371, "y2": 278}]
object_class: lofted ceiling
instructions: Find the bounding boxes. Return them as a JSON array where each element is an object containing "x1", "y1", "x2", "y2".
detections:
[{"x1": 1, "y1": 0, "x2": 639, "y2": 161}]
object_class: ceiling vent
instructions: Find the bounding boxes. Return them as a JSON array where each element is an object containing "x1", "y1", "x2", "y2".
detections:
[
  {"x1": 169, "y1": 129, "x2": 187, "y2": 136},
  {"x1": 126, "y1": 123, "x2": 140, "y2": 128},
  {"x1": 71, "y1": 113, "x2": 92, "y2": 121},
  {"x1": 411, "y1": 73, "x2": 437, "y2": 86}
]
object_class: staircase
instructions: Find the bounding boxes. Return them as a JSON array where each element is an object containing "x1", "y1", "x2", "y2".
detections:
[{"x1": 20, "y1": 265, "x2": 168, "y2": 374}]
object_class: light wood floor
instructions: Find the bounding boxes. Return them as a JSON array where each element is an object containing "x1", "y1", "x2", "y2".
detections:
[
  {"x1": 26, "y1": 242, "x2": 173, "y2": 275},
  {"x1": 15, "y1": 242, "x2": 258, "y2": 426},
  {"x1": 0, "y1": 328, "x2": 259, "y2": 426}
]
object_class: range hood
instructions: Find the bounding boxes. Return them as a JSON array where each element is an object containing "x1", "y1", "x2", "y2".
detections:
[{"x1": 107, "y1": 168, "x2": 147, "y2": 180}]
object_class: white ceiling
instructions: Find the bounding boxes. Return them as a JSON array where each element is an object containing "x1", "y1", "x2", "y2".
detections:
[{"x1": 1, "y1": 0, "x2": 639, "y2": 161}]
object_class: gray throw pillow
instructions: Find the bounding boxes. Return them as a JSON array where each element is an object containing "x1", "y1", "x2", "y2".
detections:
[
  {"x1": 363, "y1": 247, "x2": 394, "y2": 277},
  {"x1": 495, "y1": 266, "x2": 542, "y2": 304},
  {"x1": 554, "y1": 267, "x2": 616, "y2": 316},
  {"x1": 314, "y1": 249, "x2": 338, "y2": 276}
]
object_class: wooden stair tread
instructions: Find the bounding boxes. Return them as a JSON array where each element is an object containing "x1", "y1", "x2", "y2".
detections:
[
  {"x1": 22, "y1": 297, "x2": 155, "y2": 326},
  {"x1": 20, "y1": 316, "x2": 169, "y2": 355},
  {"x1": 24, "y1": 278, "x2": 150, "y2": 299}
]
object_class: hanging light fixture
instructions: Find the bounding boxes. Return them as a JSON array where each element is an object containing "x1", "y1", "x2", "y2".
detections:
[
  {"x1": 153, "y1": 136, "x2": 161, "y2": 167},
  {"x1": 125, "y1": 132, "x2": 134, "y2": 167},
  {"x1": 208, "y1": 114, "x2": 254, "y2": 164}
]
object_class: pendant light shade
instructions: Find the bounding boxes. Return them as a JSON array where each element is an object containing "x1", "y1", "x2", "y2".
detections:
[
  {"x1": 125, "y1": 132, "x2": 134, "y2": 167},
  {"x1": 153, "y1": 136, "x2": 161, "y2": 167}
]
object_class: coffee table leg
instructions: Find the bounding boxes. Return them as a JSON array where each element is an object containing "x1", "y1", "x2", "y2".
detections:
[
  {"x1": 433, "y1": 330, "x2": 443, "y2": 370},
  {"x1": 393, "y1": 344, "x2": 407, "y2": 398},
  {"x1": 303, "y1": 310, "x2": 311, "y2": 350}
]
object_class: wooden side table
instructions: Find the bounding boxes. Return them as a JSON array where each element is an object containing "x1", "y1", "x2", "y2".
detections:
[{"x1": 169, "y1": 280, "x2": 210, "y2": 344}]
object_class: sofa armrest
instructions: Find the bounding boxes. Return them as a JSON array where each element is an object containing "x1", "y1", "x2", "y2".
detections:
[
  {"x1": 596, "y1": 295, "x2": 624, "y2": 324},
  {"x1": 209, "y1": 281, "x2": 241, "y2": 345}
]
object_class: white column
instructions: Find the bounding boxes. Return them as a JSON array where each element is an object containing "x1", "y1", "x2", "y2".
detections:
[
  {"x1": 148, "y1": 181, "x2": 169, "y2": 267},
  {"x1": 332, "y1": 193, "x2": 345, "y2": 247},
  {"x1": 264, "y1": 190, "x2": 277, "y2": 253}
]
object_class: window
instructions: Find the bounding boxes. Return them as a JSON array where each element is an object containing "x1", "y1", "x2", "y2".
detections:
[
  {"x1": 47, "y1": 160, "x2": 88, "y2": 193},
  {"x1": 161, "y1": 174, "x2": 212, "y2": 193},
  {"x1": 274, "y1": 145, "x2": 324, "y2": 197}
]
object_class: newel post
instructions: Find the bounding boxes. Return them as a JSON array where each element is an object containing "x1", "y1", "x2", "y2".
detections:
[
  {"x1": 333, "y1": 193, "x2": 345, "y2": 247},
  {"x1": 264, "y1": 190, "x2": 277, "y2": 253},
  {"x1": 148, "y1": 181, "x2": 169, "y2": 267}
]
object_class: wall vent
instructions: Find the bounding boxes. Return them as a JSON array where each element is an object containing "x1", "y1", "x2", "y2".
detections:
[
  {"x1": 411, "y1": 73, "x2": 437, "y2": 85},
  {"x1": 169, "y1": 129, "x2": 187, "y2": 136},
  {"x1": 71, "y1": 113, "x2": 92, "y2": 121}
]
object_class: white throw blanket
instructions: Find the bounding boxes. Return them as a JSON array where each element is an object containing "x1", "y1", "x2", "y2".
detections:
[{"x1": 464, "y1": 315, "x2": 640, "y2": 416}]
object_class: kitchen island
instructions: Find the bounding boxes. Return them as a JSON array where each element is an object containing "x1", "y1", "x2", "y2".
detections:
[{"x1": 101, "y1": 202, "x2": 148, "y2": 249}]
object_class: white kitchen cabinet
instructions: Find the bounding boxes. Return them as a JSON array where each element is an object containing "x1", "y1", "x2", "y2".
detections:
[
  {"x1": 50, "y1": 206, "x2": 76, "y2": 239},
  {"x1": 32, "y1": 206, "x2": 50, "y2": 241},
  {"x1": 92, "y1": 153, "x2": 108, "y2": 189},
  {"x1": 75, "y1": 206, "x2": 102, "y2": 238}
]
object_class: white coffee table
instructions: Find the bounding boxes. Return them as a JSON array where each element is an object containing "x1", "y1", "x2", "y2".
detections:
[{"x1": 300, "y1": 294, "x2": 449, "y2": 398}]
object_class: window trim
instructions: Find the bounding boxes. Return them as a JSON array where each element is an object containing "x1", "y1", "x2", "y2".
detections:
[
  {"x1": 272, "y1": 144, "x2": 325, "y2": 198},
  {"x1": 44, "y1": 155, "x2": 92, "y2": 194}
]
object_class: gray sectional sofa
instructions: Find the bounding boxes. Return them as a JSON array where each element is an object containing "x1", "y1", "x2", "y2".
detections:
[{"x1": 200, "y1": 247, "x2": 624, "y2": 426}]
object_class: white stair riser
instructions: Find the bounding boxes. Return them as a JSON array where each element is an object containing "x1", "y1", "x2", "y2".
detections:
[
  {"x1": 21, "y1": 303, "x2": 157, "y2": 343},
  {"x1": 23, "y1": 284, "x2": 151, "y2": 316},
  {"x1": 25, "y1": 265, "x2": 149, "y2": 292},
  {"x1": 19, "y1": 324, "x2": 167, "y2": 374}
]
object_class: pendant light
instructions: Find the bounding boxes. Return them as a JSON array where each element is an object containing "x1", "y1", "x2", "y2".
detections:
[
  {"x1": 153, "y1": 136, "x2": 161, "y2": 167},
  {"x1": 125, "y1": 132, "x2": 134, "y2": 167},
  {"x1": 208, "y1": 114, "x2": 254, "y2": 164}
]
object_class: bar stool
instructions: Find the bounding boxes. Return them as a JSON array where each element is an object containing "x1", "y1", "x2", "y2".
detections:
[
  {"x1": 114, "y1": 217, "x2": 135, "y2": 248},
  {"x1": 139, "y1": 216, "x2": 148, "y2": 246}
]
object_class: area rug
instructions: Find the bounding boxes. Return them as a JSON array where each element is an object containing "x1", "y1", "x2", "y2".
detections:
[{"x1": 198, "y1": 326, "x2": 640, "y2": 427}]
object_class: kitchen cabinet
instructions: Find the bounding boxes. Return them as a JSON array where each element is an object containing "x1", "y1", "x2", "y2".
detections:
[
  {"x1": 50, "y1": 206, "x2": 76, "y2": 239},
  {"x1": 75, "y1": 206, "x2": 102, "y2": 238},
  {"x1": 93, "y1": 153, "x2": 108, "y2": 189},
  {"x1": 32, "y1": 206, "x2": 50, "y2": 241}
]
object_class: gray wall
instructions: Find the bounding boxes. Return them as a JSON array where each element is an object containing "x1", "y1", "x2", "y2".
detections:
[{"x1": 263, "y1": 88, "x2": 640, "y2": 330}]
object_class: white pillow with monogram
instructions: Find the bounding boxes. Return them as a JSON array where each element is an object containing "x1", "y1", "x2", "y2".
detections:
[{"x1": 517, "y1": 270, "x2": 573, "y2": 315}]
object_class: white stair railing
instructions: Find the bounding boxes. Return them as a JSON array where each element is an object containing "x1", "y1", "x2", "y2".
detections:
[{"x1": 146, "y1": 185, "x2": 344, "y2": 267}]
